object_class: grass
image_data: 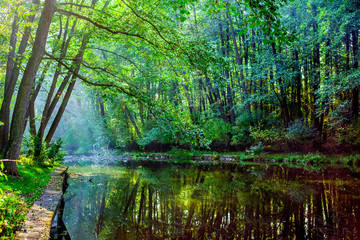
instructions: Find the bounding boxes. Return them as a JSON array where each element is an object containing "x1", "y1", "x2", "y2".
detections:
[{"x1": 0, "y1": 159, "x2": 59, "y2": 239}]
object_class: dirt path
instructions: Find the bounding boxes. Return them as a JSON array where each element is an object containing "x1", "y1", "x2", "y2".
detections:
[{"x1": 15, "y1": 166, "x2": 68, "y2": 240}]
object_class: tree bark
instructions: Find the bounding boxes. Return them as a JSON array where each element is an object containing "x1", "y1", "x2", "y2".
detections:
[
  {"x1": 351, "y1": 29, "x2": 359, "y2": 120},
  {"x1": 226, "y1": 10, "x2": 250, "y2": 113},
  {"x1": 123, "y1": 101, "x2": 141, "y2": 138},
  {"x1": 37, "y1": 18, "x2": 77, "y2": 141},
  {"x1": 4, "y1": 12, "x2": 19, "y2": 87},
  {"x1": 312, "y1": 7, "x2": 321, "y2": 134},
  {"x1": 220, "y1": 22, "x2": 235, "y2": 125},
  {"x1": 0, "y1": 0, "x2": 39, "y2": 153},
  {"x1": 43, "y1": 32, "x2": 88, "y2": 146},
  {"x1": 45, "y1": 76, "x2": 77, "y2": 144},
  {"x1": 0, "y1": 12, "x2": 19, "y2": 152},
  {"x1": 4, "y1": 0, "x2": 57, "y2": 176},
  {"x1": 295, "y1": 50, "x2": 302, "y2": 119}
]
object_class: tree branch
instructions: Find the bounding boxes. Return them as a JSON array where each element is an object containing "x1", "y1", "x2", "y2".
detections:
[
  {"x1": 120, "y1": 0, "x2": 176, "y2": 50},
  {"x1": 56, "y1": 8, "x2": 158, "y2": 47},
  {"x1": 45, "y1": 51, "x2": 138, "y2": 98},
  {"x1": 89, "y1": 47, "x2": 147, "y2": 76},
  {"x1": 58, "y1": 3, "x2": 113, "y2": 17}
]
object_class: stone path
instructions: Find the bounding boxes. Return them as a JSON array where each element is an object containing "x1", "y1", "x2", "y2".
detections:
[{"x1": 15, "y1": 166, "x2": 68, "y2": 240}]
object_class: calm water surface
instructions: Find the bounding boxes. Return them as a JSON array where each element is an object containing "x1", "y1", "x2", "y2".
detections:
[{"x1": 60, "y1": 160, "x2": 360, "y2": 240}]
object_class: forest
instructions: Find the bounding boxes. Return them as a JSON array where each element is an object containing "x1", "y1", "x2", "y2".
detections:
[
  {"x1": 1, "y1": 0, "x2": 360, "y2": 239},
  {"x1": 0, "y1": 0, "x2": 360, "y2": 177}
]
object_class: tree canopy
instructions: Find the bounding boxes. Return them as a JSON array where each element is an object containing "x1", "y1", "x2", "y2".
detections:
[{"x1": 0, "y1": 0, "x2": 359, "y2": 174}]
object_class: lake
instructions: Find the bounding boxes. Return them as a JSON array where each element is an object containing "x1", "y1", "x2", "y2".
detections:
[{"x1": 54, "y1": 158, "x2": 360, "y2": 239}]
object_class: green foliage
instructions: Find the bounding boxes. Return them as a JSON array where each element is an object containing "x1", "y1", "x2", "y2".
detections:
[
  {"x1": 138, "y1": 112, "x2": 210, "y2": 149},
  {"x1": 47, "y1": 139, "x2": 66, "y2": 163},
  {"x1": 285, "y1": 119, "x2": 319, "y2": 142},
  {"x1": 0, "y1": 163, "x2": 55, "y2": 238},
  {"x1": 336, "y1": 122, "x2": 360, "y2": 150},
  {"x1": 138, "y1": 127, "x2": 171, "y2": 146},
  {"x1": 60, "y1": 95, "x2": 112, "y2": 154},
  {"x1": 328, "y1": 101, "x2": 351, "y2": 128},
  {"x1": 8, "y1": 0, "x2": 357, "y2": 155},
  {"x1": 202, "y1": 118, "x2": 232, "y2": 145},
  {"x1": 22, "y1": 135, "x2": 65, "y2": 167},
  {"x1": 0, "y1": 193, "x2": 27, "y2": 238},
  {"x1": 296, "y1": 153, "x2": 326, "y2": 164},
  {"x1": 0, "y1": 162, "x2": 6, "y2": 181},
  {"x1": 231, "y1": 113, "x2": 255, "y2": 146},
  {"x1": 248, "y1": 141, "x2": 265, "y2": 155},
  {"x1": 250, "y1": 126, "x2": 286, "y2": 144}
]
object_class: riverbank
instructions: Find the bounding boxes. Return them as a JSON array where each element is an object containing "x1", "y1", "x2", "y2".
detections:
[
  {"x1": 63, "y1": 151, "x2": 360, "y2": 171},
  {"x1": 115, "y1": 151, "x2": 360, "y2": 168},
  {"x1": 0, "y1": 161, "x2": 60, "y2": 239},
  {"x1": 15, "y1": 166, "x2": 68, "y2": 240}
]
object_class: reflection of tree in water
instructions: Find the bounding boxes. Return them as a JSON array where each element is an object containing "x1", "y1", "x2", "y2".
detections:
[{"x1": 65, "y1": 165, "x2": 360, "y2": 239}]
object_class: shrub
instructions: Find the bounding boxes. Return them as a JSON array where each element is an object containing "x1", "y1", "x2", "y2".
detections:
[
  {"x1": 23, "y1": 136, "x2": 65, "y2": 167},
  {"x1": 231, "y1": 113, "x2": 255, "y2": 146},
  {"x1": 202, "y1": 118, "x2": 233, "y2": 145},
  {"x1": 250, "y1": 126, "x2": 286, "y2": 144},
  {"x1": 138, "y1": 117, "x2": 210, "y2": 149},
  {"x1": 47, "y1": 139, "x2": 65, "y2": 164},
  {"x1": 285, "y1": 119, "x2": 319, "y2": 143},
  {"x1": 248, "y1": 141, "x2": 265, "y2": 155},
  {"x1": 336, "y1": 121, "x2": 360, "y2": 151},
  {"x1": 0, "y1": 194, "x2": 27, "y2": 238}
]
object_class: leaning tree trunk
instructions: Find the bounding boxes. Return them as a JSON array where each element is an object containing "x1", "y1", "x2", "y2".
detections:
[
  {"x1": 0, "y1": 12, "x2": 19, "y2": 153},
  {"x1": 44, "y1": 33, "x2": 89, "y2": 145},
  {"x1": 0, "y1": 0, "x2": 39, "y2": 153},
  {"x1": 4, "y1": 0, "x2": 57, "y2": 176}
]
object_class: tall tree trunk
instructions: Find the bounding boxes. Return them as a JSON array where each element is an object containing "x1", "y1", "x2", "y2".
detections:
[
  {"x1": 39, "y1": 0, "x2": 104, "y2": 149},
  {"x1": 4, "y1": 0, "x2": 57, "y2": 176},
  {"x1": 226, "y1": 10, "x2": 250, "y2": 113},
  {"x1": 204, "y1": 75, "x2": 215, "y2": 105},
  {"x1": 138, "y1": 102, "x2": 145, "y2": 126},
  {"x1": 4, "y1": 11, "x2": 18, "y2": 87},
  {"x1": 28, "y1": 61, "x2": 52, "y2": 137},
  {"x1": 98, "y1": 96, "x2": 107, "y2": 126},
  {"x1": 123, "y1": 101, "x2": 141, "y2": 138},
  {"x1": 37, "y1": 17, "x2": 77, "y2": 141},
  {"x1": 220, "y1": 22, "x2": 235, "y2": 125},
  {"x1": 42, "y1": 32, "x2": 89, "y2": 147},
  {"x1": 312, "y1": 6, "x2": 321, "y2": 135},
  {"x1": 295, "y1": 50, "x2": 302, "y2": 119},
  {"x1": 0, "y1": 0, "x2": 40, "y2": 151},
  {"x1": 32, "y1": 18, "x2": 77, "y2": 160},
  {"x1": 0, "y1": 12, "x2": 19, "y2": 153},
  {"x1": 45, "y1": 77, "x2": 77, "y2": 144},
  {"x1": 270, "y1": 42, "x2": 290, "y2": 127},
  {"x1": 351, "y1": 29, "x2": 359, "y2": 120},
  {"x1": 183, "y1": 84, "x2": 196, "y2": 123}
]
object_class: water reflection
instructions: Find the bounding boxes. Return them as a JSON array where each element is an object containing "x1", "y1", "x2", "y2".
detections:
[{"x1": 62, "y1": 164, "x2": 360, "y2": 239}]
